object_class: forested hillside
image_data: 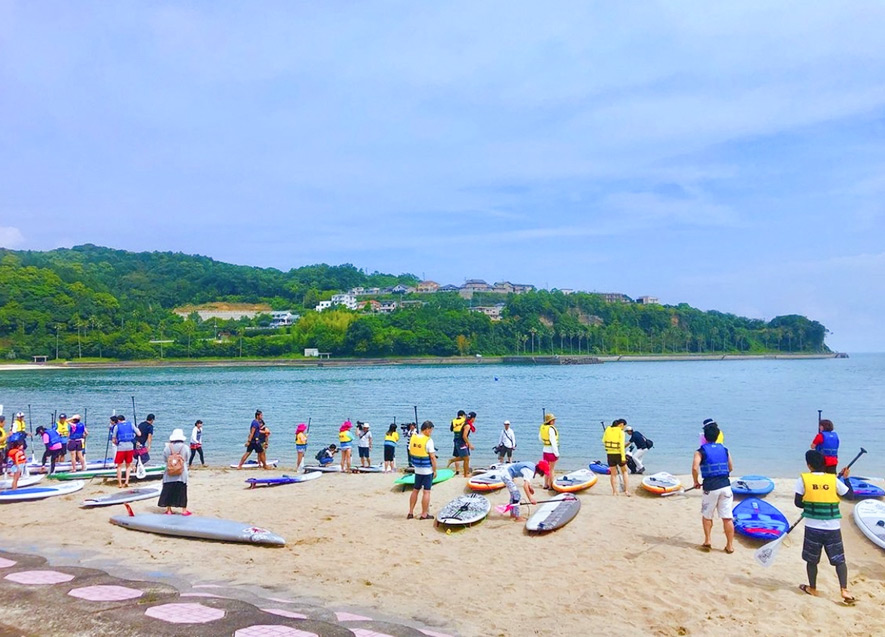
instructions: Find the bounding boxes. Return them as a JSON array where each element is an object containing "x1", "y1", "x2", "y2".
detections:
[{"x1": 0, "y1": 245, "x2": 828, "y2": 360}]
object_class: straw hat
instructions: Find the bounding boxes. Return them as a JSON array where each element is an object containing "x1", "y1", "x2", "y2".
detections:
[
  {"x1": 169, "y1": 428, "x2": 187, "y2": 442},
  {"x1": 543, "y1": 413, "x2": 556, "y2": 424}
]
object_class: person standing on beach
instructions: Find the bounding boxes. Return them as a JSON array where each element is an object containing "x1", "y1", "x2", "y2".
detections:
[
  {"x1": 691, "y1": 421, "x2": 734, "y2": 553},
  {"x1": 810, "y1": 419, "x2": 839, "y2": 474},
  {"x1": 500, "y1": 460, "x2": 549, "y2": 521},
  {"x1": 539, "y1": 413, "x2": 559, "y2": 489},
  {"x1": 794, "y1": 449, "x2": 855, "y2": 603},
  {"x1": 237, "y1": 410, "x2": 265, "y2": 469},
  {"x1": 603, "y1": 419, "x2": 630, "y2": 496},
  {"x1": 6, "y1": 439, "x2": 27, "y2": 488},
  {"x1": 53, "y1": 413, "x2": 70, "y2": 464},
  {"x1": 11, "y1": 412, "x2": 29, "y2": 454},
  {"x1": 0, "y1": 416, "x2": 8, "y2": 471},
  {"x1": 446, "y1": 410, "x2": 467, "y2": 474},
  {"x1": 496, "y1": 420, "x2": 516, "y2": 464},
  {"x1": 66, "y1": 414, "x2": 88, "y2": 472},
  {"x1": 158, "y1": 428, "x2": 191, "y2": 516},
  {"x1": 357, "y1": 422, "x2": 373, "y2": 467},
  {"x1": 135, "y1": 413, "x2": 155, "y2": 465},
  {"x1": 189, "y1": 420, "x2": 205, "y2": 467},
  {"x1": 383, "y1": 423, "x2": 399, "y2": 473},
  {"x1": 404, "y1": 422, "x2": 417, "y2": 468},
  {"x1": 112, "y1": 415, "x2": 140, "y2": 488},
  {"x1": 338, "y1": 421, "x2": 354, "y2": 472},
  {"x1": 407, "y1": 420, "x2": 437, "y2": 520},
  {"x1": 295, "y1": 423, "x2": 308, "y2": 472},
  {"x1": 36, "y1": 425, "x2": 64, "y2": 474}
]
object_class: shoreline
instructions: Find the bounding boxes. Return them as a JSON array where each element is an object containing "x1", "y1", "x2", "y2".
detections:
[{"x1": 0, "y1": 352, "x2": 845, "y2": 372}]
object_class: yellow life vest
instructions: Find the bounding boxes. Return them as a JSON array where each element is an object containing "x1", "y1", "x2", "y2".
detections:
[
  {"x1": 409, "y1": 434, "x2": 429, "y2": 458},
  {"x1": 338, "y1": 430, "x2": 353, "y2": 444},
  {"x1": 56, "y1": 420, "x2": 70, "y2": 437},
  {"x1": 451, "y1": 417, "x2": 465, "y2": 433},
  {"x1": 295, "y1": 432, "x2": 307, "y2": 445},
  {"x1": 0, "y1": 426, "x2": 7, "y2": 449},
  {"x1": 539, "y1": 423, "x2": 557, "y2": 446},
  {"x1": 13, "y1": 418, "x2": 27, "y2": 434},
  {"x1": 603, "y1": 426, "x2": 625, "y2": 456},
  {"x1": 801, "y1": 472, "x2": 841, "y2": 520},
  {"x1": 385, "y1": 432, "x2": 399, "y2": 444}
]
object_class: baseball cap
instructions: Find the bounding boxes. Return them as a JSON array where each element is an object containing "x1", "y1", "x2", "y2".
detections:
[
  {"x1": 702, "y1": 418, "x2": 717, "y2": 427},
  {"x1": 536, "y1": 460, "x2": 550, "y2": 475},
  {"x1": 503, "y1": 420, "x2": 510, "y2": 425}
]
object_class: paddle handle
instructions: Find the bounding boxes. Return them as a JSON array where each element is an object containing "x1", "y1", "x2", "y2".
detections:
[{"x1": 841, "y1": 447, "x2": 867, "y2": 475}]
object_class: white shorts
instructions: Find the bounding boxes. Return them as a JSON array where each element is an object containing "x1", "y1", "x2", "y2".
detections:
[{"x1": 701, "y1": 485, "x2": 734, "y2": 520}]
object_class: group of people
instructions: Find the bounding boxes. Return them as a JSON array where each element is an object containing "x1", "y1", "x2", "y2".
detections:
[{"x1": 690, "y1": 417, "x2": 856, "y2": 604}]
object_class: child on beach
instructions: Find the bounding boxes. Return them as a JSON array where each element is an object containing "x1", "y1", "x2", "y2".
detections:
[
  {"x1": 500, "y1": 460, "x2": 549, "y2": 521},
  {"x1": 383, "y1": 423, "x2": 399, "y2": 473},
  {"x1": 794, "y1": 449, "x2": 855, "y2": 603},
  {"x1": 316, "y1": 444, "x2": 338, "y2": 466},
  {"x1": 357, "y1": 422, "x2": 373, "y2": 467},
  {"x1": 7, "y1": 439, "x2": 27, "y2": 489},
  {"x1": 338, "y1": 421, "x2": 353, "y2": 472},
  {"x1": 295, "y1": 423, "x2": 308, "y2": 471},
  {"x1": 189, "y1": 420, "x2": 205, "y2": 467}
]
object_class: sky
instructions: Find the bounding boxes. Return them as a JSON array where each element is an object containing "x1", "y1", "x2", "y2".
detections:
[{"x1": 1, "y1": 2, "x2": 884, "y2": 352}]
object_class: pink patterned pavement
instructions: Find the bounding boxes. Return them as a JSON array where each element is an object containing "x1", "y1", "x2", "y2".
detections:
[
  {"x1": 145, "y1": 602, "x2": 226, "y2": 624},
  {"x1": 5, "y1": 570, "x2": 74, "y2": 585},
  {"x1": 69, "y1": 584, "x2": 144, "y2": 601}
]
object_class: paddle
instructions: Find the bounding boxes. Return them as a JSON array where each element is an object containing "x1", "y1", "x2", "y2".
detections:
[
  {"x1": 495, "y1": 495, "x2": 576, "y2": 514},
  {"x1": 662, "y1": 485, "x2": 699, "y2": 498},
  {"x1": 754, "y1": 515, "x2": 804, "y2": 568},
  {"x1": 27, "y1": 404, "x2": 34, "y2": 465},
  {"x1": 839, "y1": 447, "x2": 867, "y2": 477}
]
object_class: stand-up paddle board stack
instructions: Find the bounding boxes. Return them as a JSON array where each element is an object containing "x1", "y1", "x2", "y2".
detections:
[
  {"x1": 732, "y1": 475, "x2": 775, "y2": 497},
  {"x1": 245, "y1": 472, "x2": 322, "y2": 488},
  {"x1": 353, "y1": 464, "x2": 384, "y2": 473},
  {"x1": 0, "y1": 474, "x2": 45, "y2": 490},
  {"x1": 110, "y1": 512, "x2": 286, "y2": 545},
  {"x1": 51, "y1": 466, "x2": 165, "y2": 481},
  {"x1": 589, "y1": 461, "x2": 610, "y2": 475},
  {"x1": 436, "y1": 493, "x2": 491, "y2": 527},
  {"x1": 0, "y1": 480, "x2": 85, "y2": 502},
  {"x1": 525, "y1": 493, "x2": 581, "y2": 533},
  {"x1": 230, "y1": 459, "x2": 279, "y2": 469},
  {"x1": 840, "y1": 476, "x2": 885, "y2": 500},
  {"x1": 552, "y1": 469, "x2": 598, "y2": 493},
  {"x1": 853, "y1": 500, "x2": 885, "y2": 549},
  {"x1": 81, "y1": 486, "x2": 162, "y2": 508},
  {"x1": 641, "y1": 472, "x2": 682, "y2": 495},
  {"x1": 303, "y1": 464, "x2": 342, "y2": 473},
  {"x1": 732, "y1": 497, "x2": 789, "y2": 540},
  {"x1": 394, "y1": 468, "x2": 455, "y2": 490},
  {"x1": 467, "y1": 470, "x2": 506, "y2": 492},
  {"x1": 27, "y1": 458, "x2": 115, "y2": 474}
]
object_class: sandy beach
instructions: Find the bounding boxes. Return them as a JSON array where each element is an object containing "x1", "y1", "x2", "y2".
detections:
[{"x1": 2, "y1": 466, "x2": 883, "y2": 637}]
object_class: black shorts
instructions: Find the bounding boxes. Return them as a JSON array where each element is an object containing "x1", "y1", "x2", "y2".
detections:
[
  {"x1": 384, "y1": 446, "x2": 395, "y2": 462},
  {"x1": 498, "y1": 447, "x2": 513, "y2": 460},
  {"x1": 358, "y1": 447, "x2": 370, "y2": 459},
  {"x1": 802, "y1": 526, "x2": 845, "y2": 565},
  {"x1": 607, "y1": 453, "x2": 626, "y2": 468},
  {"x1": 247, "y1": 441, "x2": 263, "y2": 453},
  {"x1": 67, "y1": 439, "x2": 84, "y2": 452}
]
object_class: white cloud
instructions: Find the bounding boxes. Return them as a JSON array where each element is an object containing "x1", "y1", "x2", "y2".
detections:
[{"x1": 0, "y1": 226, "x2": 25, "y2": 248}]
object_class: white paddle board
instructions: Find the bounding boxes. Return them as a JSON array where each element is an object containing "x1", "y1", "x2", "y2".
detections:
[
  {"x1": 0, "y1": 474, "x2": 45, "y2": 490},
  {"x1": 436, "y1": 493, "x2": 491, "y2": 526},
  {"x1": 525, "y1": 493, "x2": 581, "y2": 532},
  {"x1": 81, "y1": 486, "x2": 162, "y2": 508},
  {"x1": 641, "y1": 472, "x2": 683, "y2": 495},
  {"x1": 0, "y1": 480, "x2": 85, "y2": 502},
  {"x1": 553, "y1": 469, "x2": 598, "y2": 493},
  {"x1": 467, "y1": 470, "x2": 506, "y2": 492},
  {"x1": 303, "y1": 464, "x2": 342, "y2": 473},
  {"x1": 109, "y1": 512, "x2": 286, "y2": 545},
  {"x1": 853, "y1": 499, "x2": 885, "y2": 549},
  {"x1": 230, "y1": 459, "x2": 279, "y2": 469},
  {"x1": 245, "y1": 472, "x2": 323, "y2": 487}
]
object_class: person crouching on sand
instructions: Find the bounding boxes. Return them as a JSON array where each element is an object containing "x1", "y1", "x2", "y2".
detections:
[
  {"x1": 692, "y1": 421, "x2": 734, "y2": 553},
  {"x1": 501, "y1": 460, "x2": 549, "y2": 521},
  {"x1": 317, "y1": 444, "x2": 338, "y2": 466},
  {"x1": 795, "y1": 449, "x2": 855, "y2": 603},
  {"x1": 338, "y1": 421, "x2": 354, "y2": 472}
]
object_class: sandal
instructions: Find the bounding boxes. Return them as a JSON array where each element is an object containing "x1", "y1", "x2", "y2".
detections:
[
  {"x1": 407, "y1": 513, "x2": 414, "y2": 519},
  {"x1": 841, "y1": 592, "x2": 856, "y2": 604},
  {"x1": 418, "y1": 514, "x2": 432, "y2": 520},
  {"x1": 724, "y1": 547, "x2": 735, "y2": 554},
  {"x1": 798, "y1": 585, "x2": 817, "y2": 597},
  {"x1": 700, "y1": 544, "x2": 712, "y2": 552}
]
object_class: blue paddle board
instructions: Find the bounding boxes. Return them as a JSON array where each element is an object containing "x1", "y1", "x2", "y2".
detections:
[
  {"x1": 589, "y1": 461, "x2": 610, "y2": 475},
  {"x1": 245, "y1": 472, "x2": 322, "y2": 488},
  {"x1": 732, "y1": 497, "x2": 788, "y2": 540},
  {"x1": 732, "y1": 475, "x2": 775, "y2": 497},
  {"x1": 840, "y1": 476, "x2": 885, "y2": 500}
]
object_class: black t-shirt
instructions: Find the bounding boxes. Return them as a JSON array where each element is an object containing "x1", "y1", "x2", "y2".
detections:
[{"x1": 136, "y1": 422, "x2": 154, "y2": 446}]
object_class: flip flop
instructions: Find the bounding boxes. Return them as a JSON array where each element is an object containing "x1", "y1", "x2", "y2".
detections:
[
  {"x1": 700, "y1": 544, "x2": 712, "y2": 552},
  {"x1": 406, "y1": 513, "x2": 414, "y2": 519},
  {"x1": 724, "y1": 547, "x2": 735, "y2": 554},
  {"x1": 841, "y1": 593, "x2": 856, "y2": 604},
  {"x1": 418, "y1": 514, "x2": 432, "y2": 520},
  {"x1": 798, "y1": 585, "x2": 817, "y2": 596}
]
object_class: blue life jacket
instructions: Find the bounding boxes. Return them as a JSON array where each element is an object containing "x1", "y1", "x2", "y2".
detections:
[
  {"x1": 69, "y1": 422, "x2": 85, "y2": 440},
  {"x1": 506, "y1": 461, "x2": 535, "y2": 480},
  {"x1": 116, "y1": 421, "x2": 136, "y2": 443},
  {"x1": 700, "y1": 443, "x2": 730, "y2": 479},
  {"x1": 816, "y1": 431, "x2": 839, "y2": 458},
  {"x1": 45, "y1": 428, "x2": 62, "y2": 447}
]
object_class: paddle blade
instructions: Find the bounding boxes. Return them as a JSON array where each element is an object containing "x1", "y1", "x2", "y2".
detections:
[
  {"x1": 135, "y1": 458, "x2": 147, "y2": 479},
  {"x1": 754, "y1": 535, "x2": 785, "y2": 568},
  {"x1": 494, "y1": 503, "x2": 513, "y2": 514}
]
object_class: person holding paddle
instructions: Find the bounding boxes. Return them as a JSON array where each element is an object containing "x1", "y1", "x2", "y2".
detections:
[
  {"x1": 810, "y1": 418, "x2": 839, "y2": 474},
  {"x1": 794, "y1": 449, "x2": 855, "y2": 603},
  {"x1": 407, "y1": 420, "x2": 437, "y2": 520},
  {"x1": 500, "y1": 459, "x2": 549, "y2": 521},
  {"x1": 691, "y1": 421, "x2": 734, "y2": 553}
]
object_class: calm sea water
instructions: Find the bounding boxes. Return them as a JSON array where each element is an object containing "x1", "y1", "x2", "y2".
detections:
[{"x1": 1, "y1": 355, "x2": 883, "y2": 478}]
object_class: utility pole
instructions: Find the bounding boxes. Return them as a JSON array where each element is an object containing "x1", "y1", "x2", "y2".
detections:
[{"x1": 55, "y1": 325, "x2": 60, "y2": 360}]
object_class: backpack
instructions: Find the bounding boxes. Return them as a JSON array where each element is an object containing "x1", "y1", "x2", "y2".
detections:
[{"x1": 166, "y1": 444, "x2": 185, "y2": 476}]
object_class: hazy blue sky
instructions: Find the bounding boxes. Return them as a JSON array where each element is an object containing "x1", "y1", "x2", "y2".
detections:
[{"x1": 2, "y1": 2, "x2": 884, "y2": 351}]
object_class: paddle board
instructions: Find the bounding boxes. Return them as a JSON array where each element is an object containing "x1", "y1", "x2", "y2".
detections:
[
  {"x1": 50, "y1": 465, "x2": 165, "y2": 481},
  {"x1": 732, "y1": 475, "x2": 775, "y2": 497},
  {"x1": 552, "y1": 469, "x2": 598, "y2": 493},
  {"x1": 28, "y1": 458, "x2": 115, "y2": 473},
  {"x1": 302, "y1": 464, "x2": 342, "y2": 473},
  {"x1": 0, "y1": 474, "x2": 45, "y2": 490},
  {"x1": 436, "y1": 493, "x2": 491, "y2": 526},
  {"x1": 641, "y1": 472, "x2": 682, "y2": 495},
  {"x1": 352, "y1": 464, "x2": 384, "y2": 473},
  {"x1": 732, "y1": 497, "x2": 789, "y2": 540},
  {"x1": 230, "y1": 459, "x2": 279, "y2": 469},
  {"x1": 0, "y1": 480, "x2": 85, "y2": 502},
  {"x1": 525, "y1": 493, "x2": 581, "y2": 532},
  {"x1": 589, "y1": 461, "x2": 610, "y2": 475},
  {"x1": 245, "y1": 472, "x2": 322, "y2": 488},
  {"x1": 853, "y1": 500, "x2": 885, "y2": 549},
  {"x1": 840, "y1": 476, "x2": 885, "y2": 500},
  {"x1": 109, "y1": 513, "x2": 286, "y2": 545},
  {"x1": 467, "y1": 470, "x2": 506, "y2": 492},
  {"x1": 81, "y1": 486, "x2": 162, "y2": 508},
  {"x1": 394, "y1": 468, "x2": 455, "y2": 488}
]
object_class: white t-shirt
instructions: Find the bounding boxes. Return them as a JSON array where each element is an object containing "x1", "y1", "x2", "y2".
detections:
[
  {"x1": 498, "y1": 427, "x2": 516, "y2": 449},
  {"x1": 414, "y1": 438, "x2": 436, "y2": 475},
  {"x1": 358, "y1": 430, "x2": 372, "y2": 448},
  {"x1": 794, "y1": 473, "x2": 849, "y2": 531}
]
